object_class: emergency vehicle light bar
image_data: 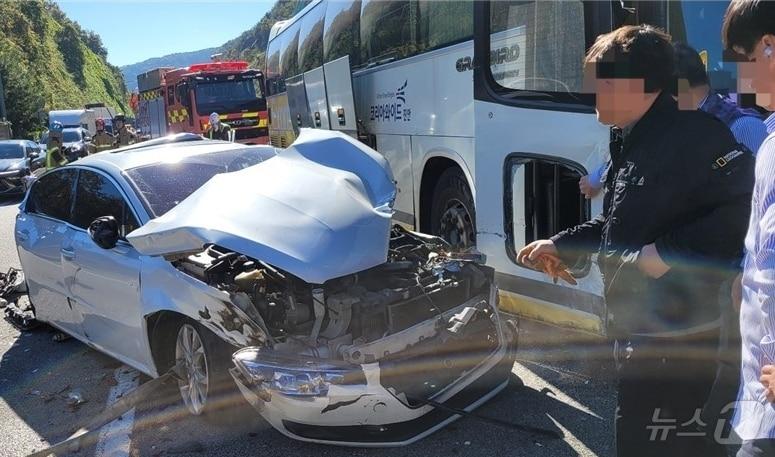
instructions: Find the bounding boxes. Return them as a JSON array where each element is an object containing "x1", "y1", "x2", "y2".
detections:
[{"x1": 188, "y1": 61, "x2": 249, "y2": 74}]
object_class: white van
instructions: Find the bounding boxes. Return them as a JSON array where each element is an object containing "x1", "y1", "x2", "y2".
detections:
[{"x1": 48, "y1": 109, "x2": 97, "y2": 134}]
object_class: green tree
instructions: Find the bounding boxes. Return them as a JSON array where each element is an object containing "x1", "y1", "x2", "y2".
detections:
[
  {"x1": 56, "y1": 23, "x2": 86, "y2": 87},
  {"x1": 0, "y1": 46, "x2": 45, "y2": 138}
]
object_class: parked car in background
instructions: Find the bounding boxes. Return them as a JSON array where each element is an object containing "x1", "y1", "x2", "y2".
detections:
[
  {"x1": 61, "y1": 128, "x2": 92, "y2": 149},
  {"x1": 0, "y1": 140, "x2": 46, "y2": 196},
  {"x1": 15, "y1": 130, "x2": 516, "y2": 446}
]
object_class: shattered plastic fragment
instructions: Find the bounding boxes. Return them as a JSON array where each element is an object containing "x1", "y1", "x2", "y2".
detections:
[{"x1": 66, "y1": 390, "x2": 86, "y2": 408}]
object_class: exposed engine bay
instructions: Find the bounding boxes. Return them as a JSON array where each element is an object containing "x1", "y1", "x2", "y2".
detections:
[{"x1": 173, "y1": 225, "x2": 497, "y2": 368}]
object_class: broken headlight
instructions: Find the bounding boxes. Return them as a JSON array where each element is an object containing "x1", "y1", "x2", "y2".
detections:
[{"x1": 232, "y1": 347, "x2": 366, "y2": 397}]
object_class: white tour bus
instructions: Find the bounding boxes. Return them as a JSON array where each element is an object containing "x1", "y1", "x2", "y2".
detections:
[{"x1": 265, "y1": 0, "x2": 738, "y2": 335}]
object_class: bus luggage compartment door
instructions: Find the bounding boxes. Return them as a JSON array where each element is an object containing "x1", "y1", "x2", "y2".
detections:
[
  {"x1": 303, "y1": 67, "x2": 330, "y2": 130},
  {"x1": 286, "y1": 74, "x2": 312, "y2": 135},
  {"x1": 323, "y1": 56, "x2": 358, "y2": 135}
]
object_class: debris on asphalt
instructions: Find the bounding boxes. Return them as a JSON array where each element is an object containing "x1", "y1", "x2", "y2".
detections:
[
  {"x1": 65, "y1": 389, "x2": 87, "y2": 409},
  {"x1": 464, "y1": 441, "x2": 471, "y2": 446},
  {"x1": 52, "y1": 332, "x2": 71, "y2": 342},
  {"x1": 4, "y1": 299, "x2": 39, "y2": 331}
]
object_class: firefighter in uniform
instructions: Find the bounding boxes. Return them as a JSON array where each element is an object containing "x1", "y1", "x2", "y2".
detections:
[
  {"x1": 113, "y1": 114, "x2": 137, "y2": 147},
  {"x1": 45, "y1": 122, "x2": 67, "y2": 170},
  {"x1": 204, "y1": 112, "x2": 233, "y2": 141},
  {"x1": 518, "y1": 26, "x2": 754, "y2": 457},
  {"x1": 92, "y1": 118, "x2": 115, "y2": 152}
]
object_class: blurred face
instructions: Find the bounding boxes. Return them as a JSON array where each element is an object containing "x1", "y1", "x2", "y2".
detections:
[
  {"x1": 736, "y1": 34, "x2": 775, "y2": 110},
  {"x1": 592, "y1": 77, "x2": 658, "y2": 128},
  {"x1": 115, "y1": 120, "x2": 124, "y2": 130}
]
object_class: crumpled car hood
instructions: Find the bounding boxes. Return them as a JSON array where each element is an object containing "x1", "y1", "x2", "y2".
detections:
[
  {"x1": 0, "y1": 159, "x2": 25, "y2": 172},
  {"x1": 127, "y1": 129, "x2": 396, "y2": 284}
]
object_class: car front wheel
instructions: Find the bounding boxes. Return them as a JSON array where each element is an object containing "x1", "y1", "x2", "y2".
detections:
[{"x1": 175, "y1": 323, "x2": 210, "y2": 416}]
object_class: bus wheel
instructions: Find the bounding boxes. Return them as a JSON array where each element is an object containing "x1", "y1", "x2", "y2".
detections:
[{"x1": 430, "y1": 168, "x2": 476, "y2": 249}]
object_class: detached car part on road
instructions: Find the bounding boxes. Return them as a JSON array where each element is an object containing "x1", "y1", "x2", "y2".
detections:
[{"x1": 15, "y1": 130, "x2": 516, "y2": 446}]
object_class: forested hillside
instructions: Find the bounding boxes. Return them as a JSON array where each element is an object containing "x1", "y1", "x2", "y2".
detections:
[{"x1": 0, "y1": 0, "x2": 128, "y2": 138}]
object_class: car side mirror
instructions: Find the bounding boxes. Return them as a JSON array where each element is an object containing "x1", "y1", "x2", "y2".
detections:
[
  {"x1": 88, "y1": 216, "x2": 119, "y2": 249},
  {"x1": 28, "y1": 151, "x2": 39, "y2": 159}
]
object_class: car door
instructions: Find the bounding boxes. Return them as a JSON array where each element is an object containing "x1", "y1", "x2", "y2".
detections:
[
  {"x1": 63, "y1": 168, "x2": 148, "y2": 369},
  {"x1": 15, "y1": 168, "x2": 85, "y2": 337}
]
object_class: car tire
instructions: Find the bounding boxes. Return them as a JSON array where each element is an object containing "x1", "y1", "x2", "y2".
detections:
[
  {"x1": 173, "y1": 320, "x2": 247, "y2": 424},
  {"x1": 430, "y1": 167, "x2": 476, "y2": 249}
]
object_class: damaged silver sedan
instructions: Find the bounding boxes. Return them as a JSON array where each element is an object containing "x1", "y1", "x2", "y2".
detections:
[{"x1": 15, "y1": 129, "x2": 516, "y2": 446}]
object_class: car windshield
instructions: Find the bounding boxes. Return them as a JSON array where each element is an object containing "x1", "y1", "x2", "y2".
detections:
[
  {"x1": 126, "y1": 147, "x2": 276, "y2": 217},
  {"x1": 194, "y1": 76, "x2": 264, "y2": 114},
  {"x1": 62, "y1": 130, "x2": 82, "y2": 143},
  {"x1": 0, "y1": 143, "x2": 24, "y2": 159}
]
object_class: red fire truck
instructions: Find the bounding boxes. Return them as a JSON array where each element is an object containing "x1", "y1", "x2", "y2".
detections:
[{"x1": 135, "y1": 61, "x2": 268, "y2": 144}]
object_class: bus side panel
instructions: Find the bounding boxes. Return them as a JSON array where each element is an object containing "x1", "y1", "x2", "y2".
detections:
[
  {"x1": 474, "y1": 100, "x2": 608, "y2": 334},
  {"x1": 375, "y1": 134, "x2": 415, "y2": 227},
  {"x1": 352, "y1": 41, "x2": 474, "y2": 138}
]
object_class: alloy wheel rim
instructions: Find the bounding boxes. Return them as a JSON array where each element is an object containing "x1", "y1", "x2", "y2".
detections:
[
  {"x1": 439, "y1": 199, "x2": 475, "y2": 248},
  {"x1": 175, "y1": 324, "x2": 209, "y2": 415}
]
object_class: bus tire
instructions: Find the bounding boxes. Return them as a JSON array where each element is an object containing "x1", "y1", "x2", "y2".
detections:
[{"x1": 429, "y1": 167, "x2": 476, "y2": 248}]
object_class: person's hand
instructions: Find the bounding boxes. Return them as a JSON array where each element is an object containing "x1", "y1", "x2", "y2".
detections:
[
  {"x1": 761, "y1": 365, "x2": 775, "y2": 403},
  {"x1": 732, "y1": 272, "x2": 743, "y2": 313},
  {"x1": 579, "y1": 175, "x2": 602, "y2": 199},
  {"x1": 637, "y1": 243, "x2": 671, "y2": 279},
  {"x1": 517, "y1": 240, "x2": 558, "y2": 266}
]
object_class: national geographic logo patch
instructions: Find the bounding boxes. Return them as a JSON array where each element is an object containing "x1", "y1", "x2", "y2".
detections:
[{"x1": 712, "y1": 149, "x2": 745, "y2": 170}]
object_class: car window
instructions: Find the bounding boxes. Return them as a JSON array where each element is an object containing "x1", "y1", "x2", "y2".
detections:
[
  {"x1": 72, "y1": 169, "x2": 139, "y2": 238},
  {"x1": 0, "y1": 143, "x2": 24, "y2": 159},
  {"x1": 26, "y1": 169, "x2": 78, "y2": 222},
  {"x1": 62, "y1": 130, "x2": 82, "y2": 143}
]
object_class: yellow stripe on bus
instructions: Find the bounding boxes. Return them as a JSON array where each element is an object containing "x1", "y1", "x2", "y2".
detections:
[{"x1": 498, "y1": 290, "x2": 603, "y2": 335}]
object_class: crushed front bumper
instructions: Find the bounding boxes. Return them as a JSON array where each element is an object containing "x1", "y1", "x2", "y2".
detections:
[
  {"x1": 0, "y1": 170, "x2": 26, "y2": 195},
  {"x1": 230, "y1": 293, "x2": 518, "y2": 447}
]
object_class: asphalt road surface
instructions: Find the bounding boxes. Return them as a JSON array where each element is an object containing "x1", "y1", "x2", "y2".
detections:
[{"x1": 0, "y1": 196, "x2": 616, "y2": 457}]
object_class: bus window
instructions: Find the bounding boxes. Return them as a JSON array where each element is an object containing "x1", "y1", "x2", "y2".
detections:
[
  {"x1": 489, "y1": 0, "x2": 586, "y2": 97},
  {"x1": 323, "y1": 0, "x2": 361, "y2": 67},
  {"x1": 360, "y1": 0, "x2": 415, "y2": 65},
  {"x1": 417, "y1": 0, "x2": 472, "y2": 51},
  {"x1": 298, "y1": 2, "x2": 326, "y2": 73},
  {"x1": 507, "y1": 156, "x2": 590, "y2": 272},
  {"x1": 667, "y1": 1, "x2": 736, "y2": 94},
  {"x1": 280, "y1": 22, "x2": 301, "y2": 81},
  {"x1": 266, "y1": 38, "x2": 281, "y2": 96}
]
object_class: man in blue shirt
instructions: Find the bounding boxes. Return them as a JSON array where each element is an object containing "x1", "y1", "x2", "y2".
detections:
[
  {"x1": 579, "y1": 43, "x2": 768, "y2": 199},
  {"x1": 722, "y1": 1, "x2": 775, "y2": 456}
]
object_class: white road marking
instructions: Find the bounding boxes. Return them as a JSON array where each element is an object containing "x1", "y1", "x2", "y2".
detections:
[{"x1": 94, "y1": 366, "x2": 140, "y2": 457}]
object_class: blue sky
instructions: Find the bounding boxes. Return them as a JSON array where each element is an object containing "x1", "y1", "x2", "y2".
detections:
[{"x1": 55, "y1": 1, "x2": 274, "y2": 67}]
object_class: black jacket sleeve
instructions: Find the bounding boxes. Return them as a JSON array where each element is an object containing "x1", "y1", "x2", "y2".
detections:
[
  {"x1": 551, "y1": 214, "x2": 605, "y2": 260},
  {"x1": 655, "y1": 131, "x2": 754, "y2": 267}
]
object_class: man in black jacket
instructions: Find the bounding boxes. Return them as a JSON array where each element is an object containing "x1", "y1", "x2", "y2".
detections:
[{"x1": 518, "y1": 25, "x2": 754, "y2": 457}]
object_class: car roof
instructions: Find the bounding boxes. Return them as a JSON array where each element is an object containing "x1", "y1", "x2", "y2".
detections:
[
  {"x1": 0, "y1": 140, "x2": 29, "y2": 146},
  {"x1": 72, "y1": 138, "x2": 271, "y2": 173}
]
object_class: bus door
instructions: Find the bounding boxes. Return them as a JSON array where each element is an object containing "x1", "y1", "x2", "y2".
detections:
[
  {"x1": 472, "y1": 0, "x2": 614, "y2": 335},
  {"x1": 303, "y1": 66, "x2": 331, "y2": 129},
  {"x1": 286, "y1": 74, "x2": 312, "y2": 136}
]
